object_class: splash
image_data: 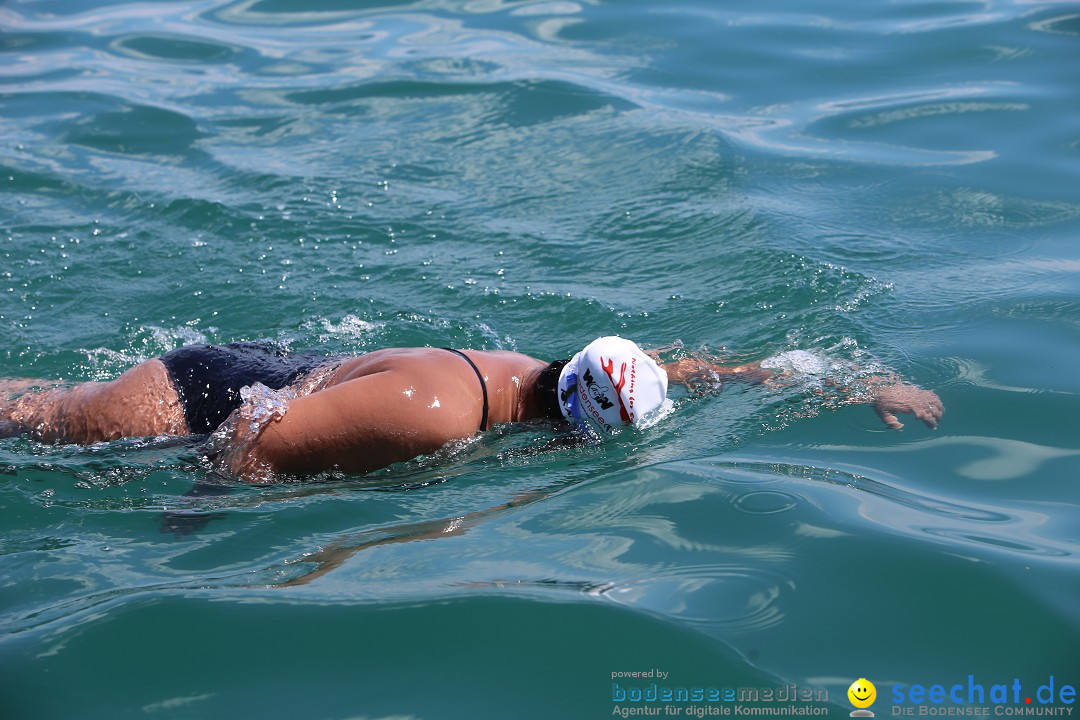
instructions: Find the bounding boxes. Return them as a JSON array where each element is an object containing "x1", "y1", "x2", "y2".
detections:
[
  {"x1": 759, "y1": 349, "x2": 830, "y2": 377},
  {"x1": 238, "y1": 382, "x2": 294, "y2": 435},
  {"x1": 316, "y1": 315, "x2": 382, "y2": 342},
  {"x1": 203, "y1": 382, "x2": 295, "y2": 483}
]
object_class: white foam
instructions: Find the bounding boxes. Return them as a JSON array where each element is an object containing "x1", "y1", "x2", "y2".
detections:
[{"x1": 760, "y1": 349, "x2": 830, "y2": 376}]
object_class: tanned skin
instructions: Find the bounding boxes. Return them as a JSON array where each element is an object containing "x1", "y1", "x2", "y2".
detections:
[{"x1": 1, "y1": 346, "x2": 944, "y2": 482}]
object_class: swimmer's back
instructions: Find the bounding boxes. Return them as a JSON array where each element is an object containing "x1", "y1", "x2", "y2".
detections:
[
  {"x1": 325, "y1": 348, "x2": 547, "y2": 430},
  {"x1": 235, "y1": 348, "x2": 542, "y2": 476}
]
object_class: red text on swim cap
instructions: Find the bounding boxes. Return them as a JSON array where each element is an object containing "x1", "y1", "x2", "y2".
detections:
[{"x1": 600, "y1": 356, "x2": 633, "y2": 423}]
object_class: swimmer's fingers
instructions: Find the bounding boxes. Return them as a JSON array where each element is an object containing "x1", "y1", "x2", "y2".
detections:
[
  {"x1": 873, "y1": 405, "x2": 905, "y2": 430},
  {"x1": 911, "y1": 389, "x2": 944, "y2": 428},
  {"x1": 912, "y1": 406, "x2": 936, "y2": 429}
]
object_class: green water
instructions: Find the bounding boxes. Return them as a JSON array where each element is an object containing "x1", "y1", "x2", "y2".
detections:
[{"x1": 2, "y1": 0, "x2": 1078, "y2": 718}]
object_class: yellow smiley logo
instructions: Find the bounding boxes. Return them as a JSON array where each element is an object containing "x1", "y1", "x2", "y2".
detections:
[{"x1": 848, "y1": 678, "x2": 877, "y2": 710}]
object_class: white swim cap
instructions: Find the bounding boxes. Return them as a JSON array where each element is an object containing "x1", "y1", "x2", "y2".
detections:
[{"x1": 557, "y1": 336, "x2": 668, "y2": 435}]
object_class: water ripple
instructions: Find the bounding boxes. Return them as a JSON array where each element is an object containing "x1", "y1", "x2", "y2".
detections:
[
  {"x1": 601, "y1": 564, "x2": 793, "y2": 632},
  {"x1": 671, "y1": 456, "x2": 1011, "y2": 522},
  {"x1": 813, "y1": 436, "x2": 1080, "y2": 482},
  {"x1": 661, "y1": 454, "x2": 1078, "y2": 565},
  {"x1": 1030, "y1": 12, "x2": 1080, "y2": 37},
  {"x1": 919, "y1": 527, "x2": 1071, "y2": 558},
  {"x1": 109, "y1": 33, "x2": 240, "y2": 63}
]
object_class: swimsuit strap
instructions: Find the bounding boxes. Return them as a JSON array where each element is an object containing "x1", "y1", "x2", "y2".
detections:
[{"x1": 442, "y1": 348, "x2": 489, "y2": 432}]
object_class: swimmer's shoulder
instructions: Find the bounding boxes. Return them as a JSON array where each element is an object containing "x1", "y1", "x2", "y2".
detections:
[
  {"x1": 327, "y1": 347, "x2": 544, "y2": 386},
  {"x1": 462, "y1": 350, "x2": 547, "y2": 379}
]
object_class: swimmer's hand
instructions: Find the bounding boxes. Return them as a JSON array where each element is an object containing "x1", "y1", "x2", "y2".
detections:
[{"x1": 870, "y1": 383, "x2": 944, "y2": 430}]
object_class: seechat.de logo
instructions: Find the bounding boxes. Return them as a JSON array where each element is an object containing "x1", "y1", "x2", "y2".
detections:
[{"x1": 850, "y1": 678, "x2": 878, "y2": 717}]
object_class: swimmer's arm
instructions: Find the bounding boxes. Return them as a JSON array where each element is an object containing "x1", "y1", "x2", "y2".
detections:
[
  {"x1": 657, "y1": 356, "x2": 773, "y2": 386},
  {"x1": 207, "y1": 369, "x2": 481, "y2": 482},
  {"x1": 647, "y1": 349, "x2": 943, "y2": 430},
  {"x1": 645, "y1": 351, "x2": 773, "y2": 387}
]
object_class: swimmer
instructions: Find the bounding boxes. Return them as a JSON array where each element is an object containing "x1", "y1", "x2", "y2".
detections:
[{"x1": 0, "y1": 337, "x2": 943, "y2": 482}]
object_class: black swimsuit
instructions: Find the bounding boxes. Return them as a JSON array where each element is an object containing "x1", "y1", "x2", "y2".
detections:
[
  {"x1": 160, "y1": 343, "x2": 491, "y2": 435},
  {"x1": 160, "y1": 342, "x2": 340, "y2": 433}
]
